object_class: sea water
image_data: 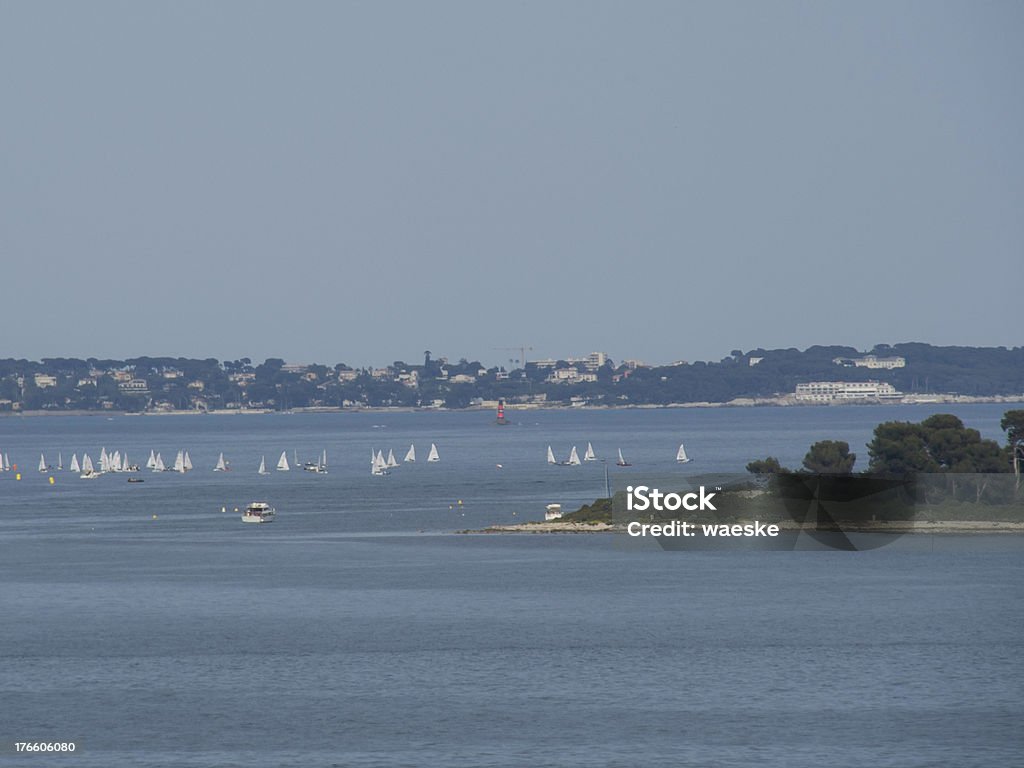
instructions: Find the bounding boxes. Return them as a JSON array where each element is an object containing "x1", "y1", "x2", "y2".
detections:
[{"x1": 0, "y1": 405, "x2": 1021, "y2": 766}]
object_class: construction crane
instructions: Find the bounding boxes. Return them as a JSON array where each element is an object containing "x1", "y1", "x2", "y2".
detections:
[{"x1": 492, "y1": 345, "x2": 533, "y2": 370}]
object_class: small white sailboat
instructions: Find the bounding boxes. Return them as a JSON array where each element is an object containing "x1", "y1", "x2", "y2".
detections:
[
  {"x1": 547, "y1": 446, "x2": 557, "y2": 465},
  {"x1": 39, "y1": 453, "x2": 48, "y2": 473},
  {"x1": 276, "y1": 451, "x2": 290, "y2": 471},
  {"x1": 616, "y1": 448, "x2": 631, "y2": 467},
  {"x1": 567, "y1": 446, "x2": 581, "y2": 466},
  {"x1": 676, "y1": 443, "x2": 692, "y2": 464},
  {"x1": 258, "y1": 456, "x2": 269, "y2": 475},
  {"x1": 3, "y1": 453, "x2": 10, "y2": 472},
  {"x1": 584, "y1": 442, "x2": 597, "y2": 462},
  {"x1": 80, "y1": 453, "x2": 96, "y2": 478},
  {"x1": 173, "y1": 450, "x2": 185, "y2": 474},
  {"x1": 146, "y1": 450, "x2": 157, "y2": 470},
  {"x1": 386, "y1": 449, "x2": 398, "y2": 468},
  {"x1": 70, "y1": 454, "x2": 81, "y2": 473},
  {"x1": 427, "y1": 443, "x2": 440, "y2": 463},
  {"x1": 404, "y1": 444, "x2": 416, "y2": 463},
  {"x1": 57, "y1": 452, "x2": 63, "y2": 471},
  {"x1": 153, "y1": 452, "x2": 166, "y2": 472},
  {"x1": 183, "y1": 452, "x2": 193, "y2": 471},
  {"x1": 214, "y1": 453, "x2": 228, "y2": 472},
  {"x1": 371, "y1": 449, "x2": 388, "y2": 476}
]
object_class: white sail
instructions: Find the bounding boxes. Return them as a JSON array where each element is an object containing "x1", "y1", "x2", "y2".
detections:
[
  {"x1": 547, "y1": 446, "x2": 557, "y2": 465},
  {"x1": 258, "y1": 456, "x2": 268, "y2": 475},
  {"x1": 404, "y1": 444, "x2": 416, "y2": 463},
  {"x1": 427, "y1": 443, "x2": 440, "y2": 462},
  {"x1": 214, "y1": 453, "x2": 226, "y2": 471},
  {"x1": 111, "y1": 451, "x2": 121, "y2": 472},
  {"x1": 146, "y1": 450, "x2": 157, "y2": 469},
  {"x1": 99, "y1": 448, "x2": 109, "y2": 473},
  {"x1": 321, "y1": 450, "x2": 327, "y2": 469},
  {"x1": 568, "y1": 446, "x2": 581, "y2": 466},
  {"x1": 676, "y1": 443, "x2": 691, "y2": 463},
  {"x1": 172, "y1": 450, "x2": 185, "y2": 473},
  {"x1": 183, "y1": 451, "x2": 193, "y2": 471},
  {"x1": 277, "y1": 451, "x2": 289, "y2": 471},
  {"x1": 153, "y1": 452, "x2": 165, "y2": 472},
  {"x1": 58, "y1": 452, "x2": 63, "y2": 471},
  {"x1": 617, "y1": 448, "x2": 627, "y2": 465},
  {"x1": 386, "y1": 449, "x2": 398, "y2": 468},
  {"x1": 70, "y1": 454, "x2": 81, "y2": 473},
  {"x1": 39, "y1": 453, "x2": 47, "y2": 472},
  {"x1": 371, "y1": 449, "x2": 388, "y2": 475},
  {"x1": 4, "y1": 453, "x2": 11, "y2": 471},
  {"x1": 122, "y1": 451, "x2": 130, "y2": 471},
  {"x1": 0, "y1": 449, "x2": 4, "y2": 471},
  {"x1": 584, "y1": 442, "x2": 596, "y2": 461},
  {"x1": 81, "y1": 453, "x2": 94, "y2": 474}
]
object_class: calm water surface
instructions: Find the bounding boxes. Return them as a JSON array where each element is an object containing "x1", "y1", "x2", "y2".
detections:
[{"x1": 1, "y1": 406, "x2": 1021, "y2": 766}]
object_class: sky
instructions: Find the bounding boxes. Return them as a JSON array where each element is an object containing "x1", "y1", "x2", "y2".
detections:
[{"x1": 1, "y1": 1, "x2": 1021, "y2": 369}]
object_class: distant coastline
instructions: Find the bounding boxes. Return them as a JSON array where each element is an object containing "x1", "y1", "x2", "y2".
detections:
[{"x1": 5, "y1": 394, "x2": 1024, "y2": 419}]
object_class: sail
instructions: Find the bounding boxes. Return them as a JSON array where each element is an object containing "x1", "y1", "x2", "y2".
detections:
[
  {"x1": 386, "y1": 449, "x2": 398, "y2": 468},
  {"x1": 321, "y1": 450, "x2": 327, "y2": 469},
  {"x1": 58, "y1": 452, "x2": 63, "y2": 470},
  {"x1": 404, "y1": 444, "x2": 416, "y2": 463},
  {"x1": 154, "y1": 452, "x2": 165, "y2": 472},
  {"x1": 427, "y1": 443, "x2": 440, "y2": 462},
  {"x1": 568, "y1": 446, "x2": 581, "y2": 466},
  {"x1": 99, "y1": 448, "x2": 109, "y2": 473},
  {"x1": 147, "y1": 450, "x2": 156, "y2": 469},
  {"x1": 39, "y1": 453, "x2": 47, "y2": 472},
  {"x1": 5, "y1": 453, "x2": 11, "y2": 471},
  {"x1": 676, "y1": 443, "x2": 690, "y2": 463},
  {"x1": 618, "y1": 448, "x2": 626, "y2": 464},
  {"x1": 215, "y1": 453, "x2": 226, "y2": 471},
  {"x1": 277, "y1": 451, "x2": 289, "y2": 471},
  {"x1": 584, "y1": 442, "x2": 596, "y2": 461},
  {"x1": 70, "y1": 454, "x2": 80, "y2": 473},
  {"x1": 122, "y1": 452, "x2": 130, "y2": 470},
  {"x1": 371, "y1": 450, "x2": 387, "y2": 475},
  {"x1": 547, "y1": 446, "x2": 557, "y2": 465},
  {"x1": 258, "y1": 456, "x2": 268, "y2": 475},
  {"x1": 81, "y1": 453, "x2": 94, "y2": 474},
  {"x1": 111, "y1": 451, "x2": 121, "y2": 472},
  {"x1": 183, "y1": 451, "x2": 193, "y2": 471},
  {"x1": 173, "y1": 450, "x2": 184, "y2": 473}
]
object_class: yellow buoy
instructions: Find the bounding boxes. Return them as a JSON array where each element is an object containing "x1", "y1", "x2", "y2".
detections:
[
  {"x1": 49, "y1": 476, "x2": 55, "y2": 485},
  {"x1": 15, "y1": 473, "x2": 21, "y2": 481},
  {"x1": 152, "y1": 514, "x2": 158, "y2": 519},
  {"x1": 457, "y1": 499, "x2": 463, "y2": 506}
]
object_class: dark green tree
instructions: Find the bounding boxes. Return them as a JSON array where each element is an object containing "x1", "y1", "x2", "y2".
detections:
[
  {"x1": 746, "y1": 457, "x2": 784, "y2": 474},
  {"x1": 802, "y1": 440, "x2": 856, "y2": 474}
]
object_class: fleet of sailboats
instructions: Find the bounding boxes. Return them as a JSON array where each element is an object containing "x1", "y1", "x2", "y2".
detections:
[{"x1": 3, "y1": 435, "x2": 696, "y2": 482}]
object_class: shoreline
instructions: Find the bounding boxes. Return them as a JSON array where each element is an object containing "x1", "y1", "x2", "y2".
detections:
[
  {"x1": 461, "y1": 520, "x2": 1024, "y2": 535},
  {"x1": 5, "y1": 395, "x2": 1024, "y2": 419}
]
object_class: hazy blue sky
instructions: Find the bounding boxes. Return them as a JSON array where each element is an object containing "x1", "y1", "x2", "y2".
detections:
[{"x1": 1, "y1": 1, "x2": 1021, "y2": 368}]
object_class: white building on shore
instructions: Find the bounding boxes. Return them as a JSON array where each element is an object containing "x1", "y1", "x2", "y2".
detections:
[{"x1": 794, "y1": 381, "x2": 903, "y2": 402}]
